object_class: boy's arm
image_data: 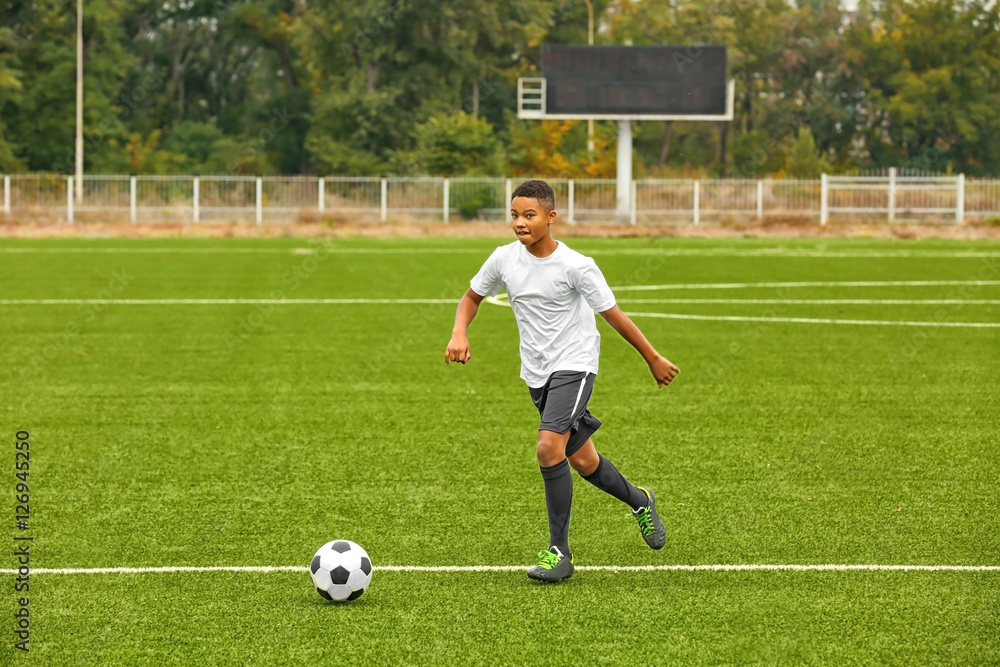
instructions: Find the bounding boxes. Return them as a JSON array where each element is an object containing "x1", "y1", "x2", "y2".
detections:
[
  {"x1": 599, "y1": 305, "x2": 680, "y2": 387},
  {"x1": 445, "y1": 288, "x2": 486, "y2": 365}
]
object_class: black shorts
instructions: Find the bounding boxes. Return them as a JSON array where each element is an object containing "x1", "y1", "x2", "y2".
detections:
[{"x1": 528, "y1": 371, "x2": 602, "y2": 457}]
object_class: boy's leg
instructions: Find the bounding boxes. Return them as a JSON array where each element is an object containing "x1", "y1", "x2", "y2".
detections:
[
  {"x1": 569, "y1": 439, "x2": 646, "y2": 510},
  {"x1": 536, "y1": 429, "x2": 573, "y2": 557},
  {"x1": 527, "y1": 371, "x2": 592, "y2": 581},
  {"x1": 569, "y1": 438, "x2": 666, "y2": 550}
]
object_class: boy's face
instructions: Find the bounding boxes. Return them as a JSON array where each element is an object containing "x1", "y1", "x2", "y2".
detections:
[{"x1": 510, "y1": 196, "x2": 557, "y2": 246}]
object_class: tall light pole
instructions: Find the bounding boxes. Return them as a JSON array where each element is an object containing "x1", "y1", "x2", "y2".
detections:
[
  {"x1": 583, "y1": 0, "x2": 595, "y2": 152},
  {"x1": 75, "y1": 0, "x2": 84, "y2": 203}
]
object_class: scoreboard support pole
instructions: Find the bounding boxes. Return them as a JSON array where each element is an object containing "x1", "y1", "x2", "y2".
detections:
[{"x1": 616, "y1": 120, "x2": 632, "y2": 220}]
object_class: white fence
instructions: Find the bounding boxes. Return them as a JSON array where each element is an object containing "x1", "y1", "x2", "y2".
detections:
[{"x1": 2, "y1": 170, "x2": 999, "y2": 224}]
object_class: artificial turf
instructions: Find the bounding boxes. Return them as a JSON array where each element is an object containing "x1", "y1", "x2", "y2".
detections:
[{"x1": 0, "y1": 236, "x2": 998, "y2": 664}]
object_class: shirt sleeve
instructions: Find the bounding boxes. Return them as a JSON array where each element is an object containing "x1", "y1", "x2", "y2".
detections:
[
  {"x1": 469, "y1": 247, "x2": 504, "y2": 297},
  {"x1": 575, "y1": 258, "x2": 616, "y2": 312}
]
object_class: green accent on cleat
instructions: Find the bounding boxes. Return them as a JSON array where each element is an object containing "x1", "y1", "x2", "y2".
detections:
[
  {"x1": 633, "y1": 487, "x2": 666, "y2": 550},
  {"x1": 527, "y1": 547, "x2": 575, "y2": 582}
]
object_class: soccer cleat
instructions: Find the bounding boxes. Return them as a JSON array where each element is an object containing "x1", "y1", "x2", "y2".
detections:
[
  {"x1": 632, "y1": 487, "x2": 666, "y2": 550},
  {"x1": 527, "y1": 546, "x2": 574, "y2": 583}
]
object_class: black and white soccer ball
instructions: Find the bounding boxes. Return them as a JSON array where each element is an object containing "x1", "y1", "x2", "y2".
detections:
[{"x1": 310, "y1": 540, "x2": 373, "y2": 602}]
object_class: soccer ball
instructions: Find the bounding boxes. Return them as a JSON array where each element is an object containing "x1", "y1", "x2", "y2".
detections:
[{"x1": 310, "y1": 540, "x2": 373, "y2": 602}]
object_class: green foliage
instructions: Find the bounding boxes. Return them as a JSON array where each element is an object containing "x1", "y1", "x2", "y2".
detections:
[
  {"x1": 300, "y1": 0, "x2": 549, "y2": 175},
  {"x1": 845, "y1": 0, "x2": 1000, "y2": 175},
  {"x1": 307, "y1": 136, "x2": 388, "y2": 177},
  {"x1": 164, "y1": 122, "x2": 227, "y2": 168},
  {"x1": 504, "y1": 112, "x2": 619, "y2": 177},
  {"x1": 3, "y1": 0, "x2": 135, "y2": 173},
  {"x1": 732, "y1": 131, "x2": 787, "y2": 178},
  {"x1": 785, "y1": 128, "x2": 833, "y2": 178},
  {"x1": 0, "y1": 0, "x2": 998, "y2": 176},
  {"x1": 0, "y1": 23, "x2": 23, "y2": 171},
  {"x1": 400, "y1": 112, "x2": 507, "y2": 177},
  {"x1": 95, "y1": 131, "x2": 184, "y2": 175},
  {"x1": 453, "y1": 183, "x2": 500, "y2": 219}
]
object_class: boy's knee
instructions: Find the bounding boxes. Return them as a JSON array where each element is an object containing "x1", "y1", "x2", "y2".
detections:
[
  {"x1": 568, "y1": 449, "x2": 599, "y2": 476},
  {"x1": 536, "y1": 431, "x2": 567, "y2": 466}
]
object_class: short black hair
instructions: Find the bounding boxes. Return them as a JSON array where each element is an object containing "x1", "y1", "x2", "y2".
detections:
[{"x1": 511, "y1": 179, "x2": 555, "y2": 211}]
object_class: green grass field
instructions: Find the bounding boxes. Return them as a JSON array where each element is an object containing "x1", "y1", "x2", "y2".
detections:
[{"x1": 1, "y1": 236, "x2": 999, "y2": 665}]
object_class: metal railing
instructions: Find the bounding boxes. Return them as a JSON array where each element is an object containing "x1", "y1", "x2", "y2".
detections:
[
  {"x1": 1, "y1": 172, "x2": 998, "y2": 224},
  {"x1": 823, "y1": 171, "x2": 965, "y2": 223}
]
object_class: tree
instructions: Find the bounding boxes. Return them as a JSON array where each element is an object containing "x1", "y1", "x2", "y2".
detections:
[
  {"x1": 785, "y1": 127, "x2": 832, "y2": 177},
  {"x1": 391, "y1": 112, "x2": 506, "y2": 176},
  {"x1": 846, "y1": 0, "x2": 1000, "y2": 174},
  {"x1": 0, "y1": 20, "x2": 24, "y2": 170},
  {"x1": 4, "y1": 0, "x2": 134, "y2": 173},
  {"x1": 1, "y1": 0, "x2": 997, "y2": 177},
  {"x1": 299, "y1": 0, "x2": 551, "y2": 174}
]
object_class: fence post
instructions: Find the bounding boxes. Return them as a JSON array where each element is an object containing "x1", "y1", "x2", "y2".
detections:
[
  {"x1": 888, "y1": 167, "x2": 896, "y2": 223},
  {"x1": 630, "y1": 180, "x2": 637, "y2": 226},
  {"x1": 255, "y1": 177, "x2": 263, "y2": 224},
  {"x1": 757, "y1": 180, "x2": 764, "y2": 220},
  {"x1": 956, "y1": 173, "x2": 965, "y2": 223},
  {"x1": 381, "y1": 178, "x2": 388, "y2": 222},
  {"x1": 505, "y1": 178, "x2": 512, "y2": 221},
  {"x1": 3, "y1": 175, "x2": 9, "y2": 214},
  {"x1": 318, "y1": 177, "x2": 325, "y2": 213},
  {"x1": 820, "y1": 173, "x2": 828, "y2": 225},
  {"x1": 130, "y1": 176, "x2": 137, "y2": 223},
  {"x1": 67, "y1": 176, "x2": 74, "y2": 223},
  {"x1": 193, "y1": 176, "x2": 200, "y2": 223},
  {"x1": 692, "y1": 180, "x2": 700, "y2": 225},
  {"x1": 443, "y1": 178, "x2": 449, "y2": 222},
  {"x1": 567, "y1": 179, "x2": 575, "y2": 224}
]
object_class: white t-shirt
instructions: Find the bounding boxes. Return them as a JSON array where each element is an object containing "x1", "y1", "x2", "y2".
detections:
[{"x1": 470, "y1": 240, "x2": 616, "y2": 388}]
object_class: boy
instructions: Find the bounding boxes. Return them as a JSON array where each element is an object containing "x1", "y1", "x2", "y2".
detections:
[{"x1": 444, "y1": 179, "x2": 679, "y2": 583}]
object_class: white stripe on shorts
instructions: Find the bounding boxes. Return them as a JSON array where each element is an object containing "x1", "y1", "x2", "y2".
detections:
[{"x1": 570, "y1": 377, "x2": 587, "y2": 417}]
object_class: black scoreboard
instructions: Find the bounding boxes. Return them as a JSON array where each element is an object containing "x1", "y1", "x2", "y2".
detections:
[{"x1": 541, "y1": 46, "x2": 728, "y2": 116}]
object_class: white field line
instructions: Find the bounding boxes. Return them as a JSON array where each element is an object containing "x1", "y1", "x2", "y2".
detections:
[
  {"x1": 4, "y1": 281, "x2": 997, "y2": 327},
  {"x1": 0, "y1": 564, "x2": 997, "y2": 575},
  {"x1": 0, "y1": 298, "x2": 455, "y2": 305},
  {"x1": 0, "y1": 248, "x2": 299, "y2": 254},
  {"x1": 0, "y1": 248, "x2": 479, "y2": 255},
  {"x1": 620, "y1": 299, "x2": 1000, "y2": 305},
  {"x1": 2, "y1": 296, "x2": 996, "y2": 307},
  {"x1": 1, "y1": 247, "x2": 1000, "y2": 259},
  {"x1": 590, "y1": 250, "x2": 1000, "y2": 258},
  {"x1": 489, "y1": 293, "x2": 999, "y2": 327},
  {"x1": 628, "y1": 312, "x2": 1000, "y2": 328},
  {"x1": 613, "y1": 280, "x2": 1000, "y2": 291}
]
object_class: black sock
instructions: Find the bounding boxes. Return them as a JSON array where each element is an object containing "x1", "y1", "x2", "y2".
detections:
[
  {"x1": 540, "y1": 460, "x2": 572, "y2": 557},
  {"x1": 582, "y1": 455, "x2": 648, "y2": 511}
]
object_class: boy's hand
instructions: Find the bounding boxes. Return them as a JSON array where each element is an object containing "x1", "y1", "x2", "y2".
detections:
[
  {"x1": 649, "y1": 354, "x2": 680, "y2": 388},
  {"x1": 445, "y1": 334, "x2": 472, "y2": 365}
]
